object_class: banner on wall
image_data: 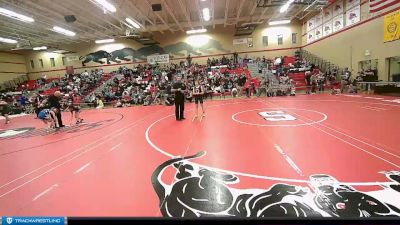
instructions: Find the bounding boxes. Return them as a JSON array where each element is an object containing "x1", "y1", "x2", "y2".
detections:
[
  {"x1": 346, "y1": 0, "x2": 360, "y2": 10},
  {"x1": 247, "y1": 37, "x2": 254, "y2": 47},
  {"x1": 307, "y1": 17, "x2": 316, "y2": 32},
  {"x1": 66, "y1": 55, "x2": 79, "y2": 61},
  {"x1": 346, "y1": 5, "x2": 361, "y2": 26},
  {"x1": 323, "y1": 20, "x2": 333, "y2": 36},
  {"x1": 147, "y1": 54, "x2": 169, "y2": 64},
  {"x1": 384, "y1": 9, "x2": 400, "y2": 42},
  {"x1": 233, "y1": 38, "x2": 247, "y2": 45},
  {"x1": 333, "y1": 0, "x2": 344, "y2": 17},
  {"x1": 323, "y1": 6, "x2": 333, "y2": 22},
  {"x1": 315, "y1": 13, "x2": 323, "y2": 27},
  {"x1": 333, "y1": 15, "x2": 344, "y2": 32},
  {"x1": 315, "y1": 26, "x2": 323, "y2": 40},
  {"x1": 307, "y1": 30, "x2": 315, "y2": 43}
]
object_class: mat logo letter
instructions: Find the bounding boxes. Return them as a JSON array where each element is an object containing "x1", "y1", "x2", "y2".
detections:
[
  {"x1": 258, "y1": 111, "x2": 297, "y2": 121},
  {"x1": 6, "y1": 217, "x2": 13, "y2": 224}
]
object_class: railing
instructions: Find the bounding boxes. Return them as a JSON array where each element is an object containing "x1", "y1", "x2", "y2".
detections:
[{"x1": 299, "y1": 49, "x2": 345, "y2": 80}]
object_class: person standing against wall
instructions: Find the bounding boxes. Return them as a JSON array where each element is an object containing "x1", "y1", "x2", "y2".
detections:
[{"x1": 171, "y1": 75, "x2": 186, "y2": 121}]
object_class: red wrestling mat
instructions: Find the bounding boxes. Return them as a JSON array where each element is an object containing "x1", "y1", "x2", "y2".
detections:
[{"x1": 1, "y1": 94, "x2": 400, "y2": 218}]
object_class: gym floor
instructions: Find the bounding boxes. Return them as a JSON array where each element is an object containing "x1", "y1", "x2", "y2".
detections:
[{"x1": 1, "y1": 94, "x2": 400, "y2": 218}]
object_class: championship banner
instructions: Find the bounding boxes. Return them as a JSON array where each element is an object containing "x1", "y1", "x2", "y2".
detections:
[
  {"x1": 333, "y1": 0, "x2": 344, "y2": 17},
  {"x1": 346, "y1": 0, "x2": 360, "y2": 10},
  {"x1": 315, "y1": 13, "x2": 323, "y2": 27},
  {"x1": 307, "y1": 30, "x2": 315, "y2": 43},
  {"x1": 323, "y1": 6, "x2": 333, "y2": 22},
  {"x1": 384, "y1": 9, "x2": 400, "y2": 42},
  {"x1": 233, "y1": 38, "x2": 247, "y2": 45},
  {"x1": 307, "y1": 17, "x2": 316, "y2": 32},
  {"x1": 323, "y1": 20, "x2": 333, "y2": 36},
  {"x1": 346, "y1": 5, "x2": 361, "y2": 26},
  {"x1": 333, "y1": 15, "x2": 344, "y2": 32},
  {"x1": 315, "y1": 26, "x2": 323, "y2": 40},
  {"x1": 147, "y1": 54, "x2": 169, "y2": 64}
]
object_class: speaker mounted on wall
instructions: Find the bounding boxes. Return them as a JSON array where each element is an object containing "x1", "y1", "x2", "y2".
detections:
[
  {"x1": 151, "y1": 4, "x2": 162, "y2": 11},
  {"x1": 64, "y1": 15, "x2": 77, "y2": 23}
]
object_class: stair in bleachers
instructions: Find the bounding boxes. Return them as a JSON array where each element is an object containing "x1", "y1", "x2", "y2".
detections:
[
  {"x1": 283, "y1": 56, "x2": 296, "y2": 66},
  {"x1": 247, "y1": 63, "x2": 262, "y2": 78},
  {"x1": 289, "y1": 72, "x2": 306, "y2": 90}
]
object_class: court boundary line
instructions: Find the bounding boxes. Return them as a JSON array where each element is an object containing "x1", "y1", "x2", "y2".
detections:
[
  {"x1": 262, "y1": 100, "x2": 400, "y2": 169},
  {"x1": 145, "y1": 99, "x2": 399, "y2": 186},
  {"x1": 0, "y1": 107, "x2": 167, "y2": 192},
  {"x1": 0, "y1": 99, "x2": 261, "y2": 198}
]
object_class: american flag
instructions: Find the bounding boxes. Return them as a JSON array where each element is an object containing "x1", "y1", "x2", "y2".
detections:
[{"x1": 369, "y1": 0, "x2": 400, "y2": 13}]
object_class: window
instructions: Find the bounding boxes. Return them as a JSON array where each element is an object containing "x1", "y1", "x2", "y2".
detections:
[
  {"x1": 62, "y1": 57, "x2": 67, "y2": 66},
  {"x1": 30, "y1": 60, "x2": 34, "y2": 69},
  {"x1": 39, "y1": 59, "x2": 44, "y2": 68},
  {"x1": 292, "y1": 33, "x2": 297, "y2": 44},
  {"x1": 262, "y1": 36, "x2": 268, "y2": 46},
  {"x1": 277, "y1": 34, "x2": 283, "y2": 45},
  {"x1": 50, "y1": 58, "x2": 55, "y2": 67}
]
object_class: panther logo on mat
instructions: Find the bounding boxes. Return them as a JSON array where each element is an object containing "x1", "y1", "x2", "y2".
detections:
[{"x1": 152, "y1": 152, "x2": 400, "y2": 217}]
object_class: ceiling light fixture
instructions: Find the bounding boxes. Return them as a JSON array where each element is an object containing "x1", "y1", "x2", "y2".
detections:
[
  {"x1": 269, "y1": 20, "x2": 291, "y2": 25},
  {"x1": 33, "y1": 46, "x2": 47, "y2": 50},
  {"x1": 91, "y1": 0, "x2": 116, "y2": 13},
  {"x1": 0, "y1": 7, "x2": 34, "y2": 23},
  {"x1": 95, "y1": 39, "x2": 115, "y2": 44},
  {"x1": 52, "y1": 26, "x2": 76, "y2": 36},
  {"x1": 280, "y1": 0, "x2": 295, "y2": 13},
  {"x1": 0, "y1": 37, "x2": 18, "y2": 44},
  {"x1": 202, "y1": 8, "x2": 210, "y2": 21},
  {"x1": 186, "y1": 28, "x2": 207, "y2": 34},
  {"x1": 125, "y1": 18, "x2": 140, "y2": 29}
]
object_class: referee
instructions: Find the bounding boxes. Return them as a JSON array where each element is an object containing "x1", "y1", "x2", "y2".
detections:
[
  {"x1": 171, "y1": 75, "x2": 186, "y2": 121},
  {"x1": 46, "y1": 91, "x2": 64, "y2": 128}
]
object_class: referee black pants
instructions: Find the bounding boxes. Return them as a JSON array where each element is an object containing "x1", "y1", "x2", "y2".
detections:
[
  {"x1": 56, "y1": 107, "x2": 63, "y2": 127},
  {"x1": 175, "y1": 100, "x2": 184, "y2": 120}
]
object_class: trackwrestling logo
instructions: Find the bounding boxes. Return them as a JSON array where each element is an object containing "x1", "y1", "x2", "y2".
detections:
[
  {"x1": 152, "y1": 151, "x2": 400, "y2": 218},
  {"x1": 2, "y1": 217, "x2": 65, "y2": 225}
]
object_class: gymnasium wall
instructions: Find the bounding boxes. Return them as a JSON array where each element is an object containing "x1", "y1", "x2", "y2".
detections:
[
  {"x1": 0, "y1": 51, "x2": 28, "y2": 84},
  {"x1": 25, "y1": 24, "x2": 302, "y2": 79},
  {"x1": 302, "y1": 4, "x2": 400, "y2": 81}
]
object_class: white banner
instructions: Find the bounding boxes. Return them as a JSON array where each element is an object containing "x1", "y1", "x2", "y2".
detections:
[
  {"x1": 307, "y1": 30, "x2": 315, "y2": 43},
  {"x1": 67, "y1": 55, "x2": 79, "y2": 61},
  {"x1": 147, "y1": 54, "x2": 170, "y2": 64},
  {"x1": 315, "y1": 13, "x2": 323, "y2": 27},
  {"x1": 346, "y1": 5, "x2": 361, "y2": 26},
  {"x1": 233, "y1": 38, "x2": 248, "y2": 45},
  {"x1": 323, "y1": 20, "x2": 333, "y2": 36},
  {"x1": 315, "y1": 26, "x2": 323, "y2": 40},
  {"x1": 346, "y1": 0, "x2": 360, "y2": 11},
  {"x1": 323, "y1": 6, "x2": 333, "y2": 22},
  {"x1": 307, "y1": 17, "x2": 316, "y2": 32},
  {"x1": 333, "y1": 15, "x2": 344, "y2": 32},
  {"x1": 333, "y1": 0, "x2": 344, "y2": 17}
]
